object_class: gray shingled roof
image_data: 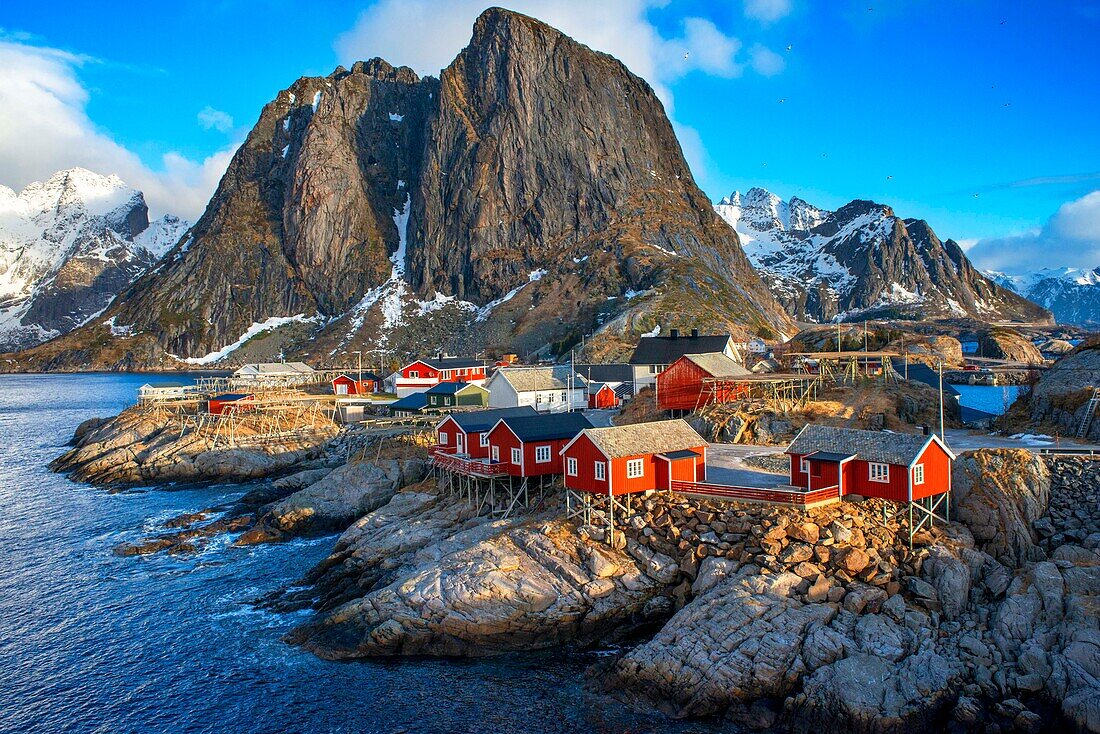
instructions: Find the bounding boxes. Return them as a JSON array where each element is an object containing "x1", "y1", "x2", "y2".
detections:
[
  {"x1": 580, "y1": 419, "x2": 707, "y2": 459},
  {"x1": 787, "y1": 425, "x2": 934, "y2": 466},
  {"x1": 629, "y1": 334, "x2": 733, "y2": 365},
  {"x1": 684, "y1": 352, "x2": 751, "y2": 378},
  {"x1": 496, "y1": 366, "x2": 584, "y2": 393}
]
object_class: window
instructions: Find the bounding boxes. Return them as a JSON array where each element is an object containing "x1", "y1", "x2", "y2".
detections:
[
  {"x1": 913, "y1": 464, "x2": 925, "y2": 485},
  {"x1": 430, "y1": 396, "x2": 438, "y2": 405},
  {"x1": 336, "y1": 383, "x2": 348, "y2": 395},
  {"x1": 594, "y1": 461, "x2": 606, "y2": 480},
  {"x1": 561, "y1": 391, "x2": 567, "y2": 402},
  {"x1": 626, "y1": 459, "x2": 644, "y2": 479},
  {"x1": 649, "y1": 365, "x2": 658, "y2": 374},
  {"x1": 492, "y1": 446, "x2": 499, "y2": 462},
  {"x1": 869, "y1": 462, "x2": 889, "y2": 482},
  {"x1": 480, "y1": 433, "x2": 489, "y2": 447},
  {"x1": 566, "y1": 457, "x2": 578, "y2": 476},
  {"x1": 535, "y1": 445, "x2": 551, "y2": 463},
  {"x1": 409, "y1": 370, "x2": 419, "y2": 379},
  {"x1": 440, "y1": 431, "x2": 449, "y2": 444},
  {"x1": 511, "y1": 448, "x2": 521, "y2": 465},
  {"x1": 800, "y1": 457, "x2": 809, "y2": 474}
]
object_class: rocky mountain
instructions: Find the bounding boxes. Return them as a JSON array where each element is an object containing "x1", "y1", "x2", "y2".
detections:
[
  {"x1": 987, "y1": 268, "x2": 1100, "y2": 327},
  {"x1": 9, "y1": 9, "x2": 791, "y2": 371},
  {"x1": 714, "y1": 188, "x2": 1052, "y2": 325},
  {"x1": 0, "y1": 168, "x2": 187, "y2": 352}
]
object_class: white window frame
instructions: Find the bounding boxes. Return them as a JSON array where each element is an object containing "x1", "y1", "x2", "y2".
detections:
[
  {"x1": 431, "y1": 396, "x2": 438, "y2": 405},
  {"x1": 409, "y1": 370, "x2": 419, "y2": 379},
  {"x1": 511, "y1": 448, "x2": 521, "y2": 465},
  {"x1": 594, "y1": 461, "x2": 606, "y2": 480},
  {"x1": 535, "y1": 445, "x2": 552, "y2": 464},
  {"x1": 440, "y1": 431, "x2": 449, "y2": 444},
  {"x1": 566, "y1": 457, "x2": 578, "y2": 476},
  {"x1": 913, "y1": 464, "x2": 925, "y2": 485},
  {"x1": 492, "y1": 446, "x2": 500, "y2": 462},
  {"x1": 626, "y1": 458, "x2": 644, "y2": 479},
  {"x1": 800, "y1": 457, "x2": 809, "y2": 474},
  {"x1": 479, "y1": 432, "x2": 489, "y2": 447},
  {"x1": 336, "y1": 383, "x2": 348, "y2": 395},
  {"x1": 869, "y1": 462, "x2": 890, "y2": 483}
]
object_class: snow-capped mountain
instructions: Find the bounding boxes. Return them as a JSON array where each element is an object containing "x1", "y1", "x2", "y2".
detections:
[
  {"x1": 0, "y1": 168, "x2": 188, "y2": 352},
  {"x1": 715, "y1": 188, "x2": 1051, "y2": 324},
  {"x1": 987, "y1": 267, "x2": 1100, "y2": 327}
]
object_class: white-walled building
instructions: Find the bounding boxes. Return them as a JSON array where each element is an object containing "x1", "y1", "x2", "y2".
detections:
[{"x1": 485, "y1": 366, "x2": 587, "y2": 412}]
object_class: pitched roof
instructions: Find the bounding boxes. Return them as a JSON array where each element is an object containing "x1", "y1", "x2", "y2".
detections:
[
  {"x1": 684, "y1": 352, "x2": 751, "y2": 378},
  {"x1": 418, "y1": 357, "x2": 490, "y2": 370},
  {"x1": 787, "y1": 425, "x2": 946, "y2": 466},
  {"x1": 629, "y1": 334, "x2": 734, "y2": 365},
  {"x1": 212, "y1": 393, "x2": 253, "y2": 401},
  {"x1": 587, "y1": 381, "x2": 622, "y2": 395},
  {"x1": 448, "y1": 406, "x2": 538, "y2": 432},
  {"x1": 235, "y1": 362, "x2": 314, "y2": 375},
  {"x1": 496, "y1": 413, "x2": 593, "y2": 442},
  {"x1": 389, "y1": 393, "x2": 429, "y2": 411},
  {"x1": 426, "y1": 381, "x2": 486, "y2": 395},
  {"x1": 579, "y1": 419, "x2": 707, "y2": 459},
  {"x1": 494, "y1": 366, "x2": 584, "y2": 393},
  {"x1": 574, "y1": 363, "x2": 634, "y2": 384}
]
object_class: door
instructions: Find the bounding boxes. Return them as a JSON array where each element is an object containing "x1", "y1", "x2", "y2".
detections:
[{"x1": 456, "y1": 433, "x2": 465, "y2": 455}]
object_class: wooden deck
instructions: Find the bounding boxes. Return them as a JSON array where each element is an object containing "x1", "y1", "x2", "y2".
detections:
[{"x1": 669, "y1": 480, "x2": 840, "y2": 508}]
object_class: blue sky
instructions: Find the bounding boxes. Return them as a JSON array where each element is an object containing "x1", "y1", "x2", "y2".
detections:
[{"x1": 2, "y1": 0, "x2": 1098, "y2": 270}]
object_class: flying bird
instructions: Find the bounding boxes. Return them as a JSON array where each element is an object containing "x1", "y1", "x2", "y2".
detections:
[
  {"x1": 973, "y1": 193, "x2": 980, "y2": 197},
  {"x1": 778, "y1": 98, "x2": 786, "y2": 103},
  {"x1": 786, "y1": 44, "x2": 793, "y2": 51},
  {"x1": 683, "y1": 52, "x2": 690, "y2": 60},
  {"x1": 886, "y1": 175, "x2": 893, "y2": 180}
]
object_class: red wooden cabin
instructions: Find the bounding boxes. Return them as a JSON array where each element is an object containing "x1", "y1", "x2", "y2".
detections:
[
  {"x1": 394, "y1": 356, "x2": 490, "y2": 396},
  {"x1": 435, "y1": 406, "x2": 538, "y2": 458},
  {"x1": 561, "y1": 419, "x2": 708, "y2": 496},
  {"x1": 485, "y1": 413, "x2": 593, "y2": 478},
  {"x1": 208, "y1": 393, "x2": 254, "y2": 415},
  {"x1": 331, "y1": 374, "x2": 375, "y2": 395},
  {"x1": 656, "y1": 353, "x2": 751, "y2": 412},
  {"x1": 786, "y1": 425, "x2": 954, "y2": 501},
  {"x1": 587, "y1": 382, "x2": 621, "y2": 409}
]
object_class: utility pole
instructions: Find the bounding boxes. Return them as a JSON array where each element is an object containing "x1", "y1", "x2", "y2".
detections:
[
  {"x1": 938, "y1": 358, "x2": 945, "y2": 440},
  {"x1": 353, "y1": 350, "x2": 362, "y2": 390}
]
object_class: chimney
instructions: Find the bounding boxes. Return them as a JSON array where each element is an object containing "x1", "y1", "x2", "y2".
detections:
[
  {"x1": 670, "y1": 328, "x2": 680, "y2": 339},
  {"x1": 691, "y1": 328, "x2": 699, "y2": 338},
  {"x1": 922, "y1": 424, "x2": 930, "y2": 436}
]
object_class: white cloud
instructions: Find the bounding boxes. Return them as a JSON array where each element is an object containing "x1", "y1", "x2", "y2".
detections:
[
  {"x1": 197, "y1": 105, "x2": 234, "y2": 133},
  {"x1": 749, "y1": 44, "x2": 786, "y2": 76},
  {"x1": 743, "y1": 0, "x2": 792, "y2": 23},
  {"x1": 967, "y1": 190, "x2": 1100, "y2": 273},
  {"x1": 0, "y1": 40, "x2": 234, "y2": 220}
]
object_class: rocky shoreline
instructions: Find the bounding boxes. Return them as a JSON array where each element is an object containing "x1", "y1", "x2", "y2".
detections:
[{"x1": 57, "y1": 411, "x2": 1100, "y2": 732}]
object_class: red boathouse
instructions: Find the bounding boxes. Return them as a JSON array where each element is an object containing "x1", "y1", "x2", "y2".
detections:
[
  {"x1": 331, "y1": 374, "x2": 375, "y2": 396},
  {"x1": 656, "y1": 352, "x2": 751, "y2": 412},
  {"x1": 587, "y1": 382, "x2": 621, "y2": 409},
  {"x1": 208, "y1": 393, "x2": 254, "y2": 415},
  {"x1": 485, "y1": 413, "x2": 593, "y2": 478},
  {"x1": 435, "y1": 406, "x2": 538, "y2": 458},
  {"x1": 561, "y1": 419, "x2": 708, "y2": 496},
  {"x1": 786, "y1": 425, "x2": 954, "y2": 502}
]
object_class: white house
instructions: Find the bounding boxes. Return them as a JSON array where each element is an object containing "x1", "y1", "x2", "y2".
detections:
[{"x1": 485, "y1": 366, "x2": 587, "y2": 412}]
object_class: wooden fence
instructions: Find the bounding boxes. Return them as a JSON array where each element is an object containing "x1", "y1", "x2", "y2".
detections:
[{"x1": 669, "y1": 480, "x2": 840, "y2": 507}]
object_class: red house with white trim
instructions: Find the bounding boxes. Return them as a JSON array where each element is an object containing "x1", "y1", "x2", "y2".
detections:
[
  {"x1": 656, "y1": 352, "x2": 751, "y2": 412},
  {"x1": 435, "y1": 407, "x2": 538, "y2": 458},
  {"x1": 587, "y1": 382, "x2": 621, "y2": 409},
  {"x1": 785, "y1": 425, "x2": 954, "y2": 502},
  {"x1": 485, "y1": 413, "x2": 593, "y2": 478},
  {"x1": 332, "y1": 374, "x2": 375, "y2": 395},
  {"x1": 561, "y1": 419, "x2": 708, "y2": 496},
  {"x1": 394, "y1": 356, "x2": 492, "y2": 397}
]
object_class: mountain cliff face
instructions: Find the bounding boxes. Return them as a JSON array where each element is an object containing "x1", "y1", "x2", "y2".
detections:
[
  {"x1": 715, "y1": 188, "x2": 1052, "y2": 325},
  {"x1": 0, "y1": 169, "x2": 186, "y2": 352},
  {"x1": 10, "y1": 9, "x2": 791, "y2": 370},
  {"x1": 987, "y1": 268, "x2": 1100, "y2": 327}
]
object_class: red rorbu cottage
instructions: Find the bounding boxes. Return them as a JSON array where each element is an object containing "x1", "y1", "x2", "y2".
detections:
[
  {"x1": 485, "y1": 413, "x2": 593, "y2": 478},
  {"x1": 587, "y1": 382, "x2": 622, "y2": 409},
  {"x1": 561, "y1": 418, "x2": 708, "y2": 534},
  {"x1": 656, "y1": 352, "x2": 751, "y2": 413},
  {"x1": 434, "y1": 406, "x2": 538, "y2": 458},
  {"x1": 786, "y1": 425, "x2": 955, "y2": 544},
  {"x1": 331, "y1": 374, "x2": 375, "y2": 396},
  {"x1": 394, "y1": 356, "x2": 491, "y2": 397}
]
